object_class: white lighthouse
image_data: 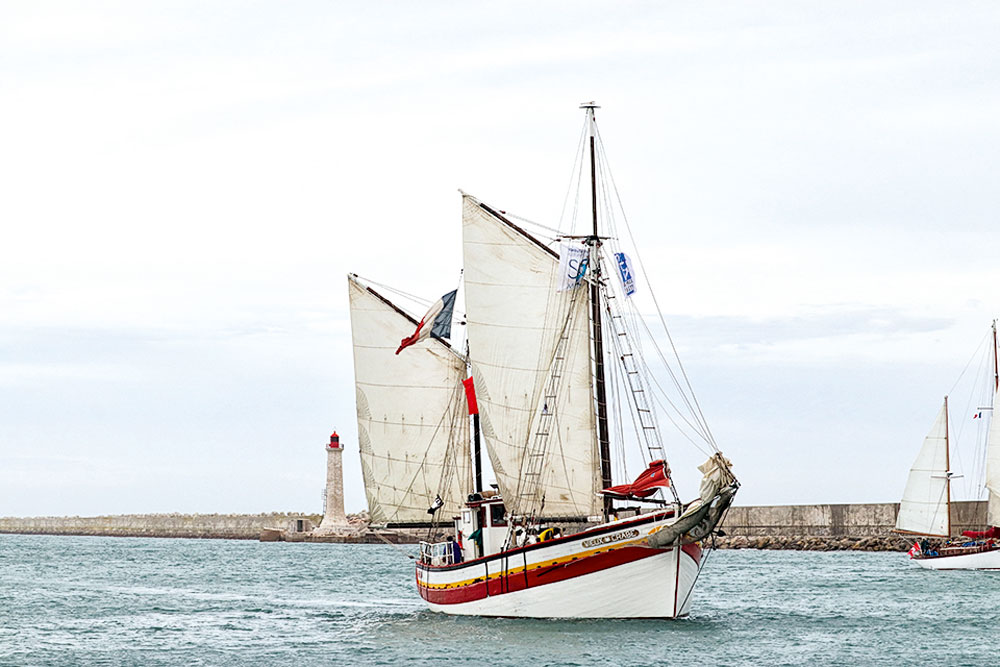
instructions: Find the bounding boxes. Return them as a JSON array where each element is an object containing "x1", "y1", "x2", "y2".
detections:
[{"x1": 314, "y1": 430, "x2": 349, "y2": 534}]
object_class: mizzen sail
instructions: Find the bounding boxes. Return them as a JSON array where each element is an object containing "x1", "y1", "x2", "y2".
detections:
[
  {"x1": 462, "y1": 195, "x2": 601, "y2": 518},
  {"x1": 347, "y1": 275, "x2": 471, "y2": 524}
]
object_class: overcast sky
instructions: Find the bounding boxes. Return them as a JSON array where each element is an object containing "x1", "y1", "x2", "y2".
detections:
[{"x1": 2, "y1": 1, "x2": 999, "y2": 517}]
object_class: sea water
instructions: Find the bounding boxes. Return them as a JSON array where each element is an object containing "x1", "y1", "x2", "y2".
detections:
[{"x1": 1, "y1": 534, "x2": 997, "y2": 666}]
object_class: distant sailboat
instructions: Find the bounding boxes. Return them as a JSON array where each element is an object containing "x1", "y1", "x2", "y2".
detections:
[
  {"x1": 895, "y1": 321, "x2": 1000, "y2": 569},
  {"x1": 349, "y1": 104, "x2": 738, "y2": 617}
]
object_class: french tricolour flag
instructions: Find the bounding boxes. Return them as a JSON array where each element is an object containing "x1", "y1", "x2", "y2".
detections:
[{"x1": 396, "y1": 290, "x2": 457, "y2": 354}]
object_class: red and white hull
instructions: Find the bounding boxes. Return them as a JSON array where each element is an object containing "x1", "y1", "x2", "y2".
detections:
[
  {"x1": 415, "y1": 512, "x2": 704, "y2": 618},
  {"x1": 913, "y1": 544, "x2": 1000, "y2": 570}
]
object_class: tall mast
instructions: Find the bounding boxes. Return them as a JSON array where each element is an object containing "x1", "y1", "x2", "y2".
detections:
[
  {"x1": 466, "y1": 340, "x2": 483, "y2": 493},
  {"x1": 473, "y1": 412, "x2": 483, "y2": 493},
  {"x1": 945, "y1": 394, "x2": 951, "y2": 536},
  {"x1": 582, "y1": 101, "x2": 613, "y2": 517}
]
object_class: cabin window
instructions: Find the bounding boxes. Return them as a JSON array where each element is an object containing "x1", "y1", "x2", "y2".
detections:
[{"x1": 490, "y1": 503, "x2": 507, "y2": 527}]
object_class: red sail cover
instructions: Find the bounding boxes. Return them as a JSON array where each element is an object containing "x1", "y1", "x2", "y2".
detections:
[
  {"x1": 962, "y1": 526, "x2": 1000, "y2": 539},
  {"x1": 602, "y1": 460, "x2": 670, "y2": 499}
]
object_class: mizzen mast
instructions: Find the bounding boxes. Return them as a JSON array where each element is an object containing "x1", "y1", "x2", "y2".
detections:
[{"x1": 581, "y1": 101, "x2": 614, "y2": 518}]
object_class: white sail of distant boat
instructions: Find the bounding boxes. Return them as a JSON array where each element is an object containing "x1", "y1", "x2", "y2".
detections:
[
  {"x1": 347, "y1": 275, "x2": 472, "y2": 525},
  {"x1": 900, "y1": 321, "x2": 1000, "y2": 570},
  {"x1": 895, "y1": 400, "x2": 951, "y2": 538},
  {"x1": 350, "y1": 104, "x2": 739, "y2": 618},
  {"x1": 985, "y1": 374, "x2": 1000, "y2": 527}
]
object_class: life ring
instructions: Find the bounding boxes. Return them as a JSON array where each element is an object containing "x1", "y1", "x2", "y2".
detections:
[{"x1": 538, "y1": 527, "x2": 555, "y2": 542}]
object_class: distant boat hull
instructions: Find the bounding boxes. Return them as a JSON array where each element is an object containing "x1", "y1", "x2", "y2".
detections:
[
  {"x1": 913, "y1": 544, "x2": 1000, "y2": 570},
  {"x1": 415, "y1": 512, "x2": 704, "y2": 619}
]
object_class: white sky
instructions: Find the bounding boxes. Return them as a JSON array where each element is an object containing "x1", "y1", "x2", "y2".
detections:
[{"x1": 2, "y1": 1, "x2": 999, "y2": 517}]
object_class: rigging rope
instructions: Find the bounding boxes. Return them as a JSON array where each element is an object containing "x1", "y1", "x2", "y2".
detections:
[
  {"x1": 594, "y1": 127, "x2": 720, "y2": 451},
  {"x1": 559, "y1": 118, "x2": 590, "y2": 236},
  {"x1": 368, "y1": 529, "x2": 417, "y2": 560}
]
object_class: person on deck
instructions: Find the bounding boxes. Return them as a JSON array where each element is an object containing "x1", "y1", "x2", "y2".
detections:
[{"x1": 447, "y1": 535, "x2": 463, "y2": 564}]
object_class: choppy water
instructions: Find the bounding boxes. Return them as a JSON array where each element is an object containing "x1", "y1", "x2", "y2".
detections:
[{"x1": 1, "y1": 534, "x2": 998, "y2": 666}]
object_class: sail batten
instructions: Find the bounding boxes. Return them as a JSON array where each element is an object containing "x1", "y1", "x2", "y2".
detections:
[
  {"x1": 463, "y1": 195, "x2": 601, "y2": 518},
  {"x1": 895, "y1": 401, "x2": 951, "y2": 537},
  {"x1": 348, "y1": 275, "x2": 472, "y2": 525}
]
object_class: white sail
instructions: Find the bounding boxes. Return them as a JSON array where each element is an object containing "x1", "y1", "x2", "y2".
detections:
[
  {"x1": 462, "y1": 195, "x2": 601, "y2": 518},
  {"x1": 985, "y1": 386, "x2": 1000, "y2": 526},
  {"x1": 895, "y1": 402, "x2": 950, "y2": 537},
  {"x1": 347, "y1": 275, "x2": 472, "y2": 524}
]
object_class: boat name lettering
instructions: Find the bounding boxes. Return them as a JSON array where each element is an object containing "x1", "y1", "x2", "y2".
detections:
[{"x1": 582, "y1": 529, "x2": 639, "y2": 548}]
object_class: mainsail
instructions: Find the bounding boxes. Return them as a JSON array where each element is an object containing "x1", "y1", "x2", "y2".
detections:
[
  {"x1": 895, "y1": 401, "x2": 950, "y2": 537},
  {"x1": 347, "y1": 275, "x2": 471, "y2": 524},
  {"x1": 462, "y1": 195, "x2": 601, "y2": 518},
  {"x1": 985, "y1": 386, "x2": 1000, "y2": 526}
]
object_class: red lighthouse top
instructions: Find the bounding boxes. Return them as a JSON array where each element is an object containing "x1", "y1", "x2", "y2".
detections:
[{"x1": 329, "y1": 431, "x2": 340, "y2": 449}]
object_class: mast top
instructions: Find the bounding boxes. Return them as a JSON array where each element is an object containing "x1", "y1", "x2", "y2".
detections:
[{"x1": 579, "y1": 101, "x2": 600, "y2": 110}]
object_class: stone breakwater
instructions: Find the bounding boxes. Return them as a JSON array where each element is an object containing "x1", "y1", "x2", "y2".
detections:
[
  {"x1": 715, "y1": 535, "x2": 907, "y2": 551},
  {"x1": 715, "y1": 500, "x2": 988, "y2": 551},
  {"x1": 0, "y1": 513, "x2": 326, "y2": 540}
]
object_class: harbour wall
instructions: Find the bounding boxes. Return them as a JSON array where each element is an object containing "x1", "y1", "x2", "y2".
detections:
[
  {"x1": 0, "y1": 502, "x2": 989, "y2": 549},
  {"x1": 0, "y1": 513, "x2": 325, "y2": 540},
  {"x1": 716, "y1": 501, "x2": 988, "y2": 551}
]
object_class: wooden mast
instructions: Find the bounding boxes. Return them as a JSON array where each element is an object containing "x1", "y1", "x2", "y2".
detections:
[
  {"x1": 467, "y1": 341, "x2": 483, "y2": 494},
  {"x1": 582, "y1": 102, "x2": 614, "y2": 518}
]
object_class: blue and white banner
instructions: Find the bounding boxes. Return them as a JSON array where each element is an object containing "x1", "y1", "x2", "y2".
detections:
[
  {"x1": 557, "y1": 243, "x2": 589, "y2": 291},
  {"x1": 614, "y1": 252, "x2": 636, "y2": 297}
]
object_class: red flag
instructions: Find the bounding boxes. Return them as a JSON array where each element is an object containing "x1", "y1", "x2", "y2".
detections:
[
  {"x1": 462, "y1": 377, "x2": 478, "y2": 415},
  {"x1": 601, "y1": 460, "x2": 670, "y2": 499}
]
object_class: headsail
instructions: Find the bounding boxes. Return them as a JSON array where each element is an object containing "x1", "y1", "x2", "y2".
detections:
[
  {"x1": 347, "y1": 275, "x2": 472, "y2": 525},
  {"x1": 462, "y1": 195, "x2": 602, "y2": 518},
  {"x1": 895, "y1": 401, "x2": 951, "y2": 537}
]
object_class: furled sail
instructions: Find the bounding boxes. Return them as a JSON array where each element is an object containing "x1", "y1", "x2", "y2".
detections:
[
  {"x1": 985, "y1": 386, "x2": 1000, "y2": 526},
  {"x1": 347, "y1": 275, "x2": 471, "y2": 525},
  {"x1": 462, "y1": 195, "x2": 601, "y2": 518},
  {"x1": 895, "y1": 402, "x2": 950, "y2": 537}
]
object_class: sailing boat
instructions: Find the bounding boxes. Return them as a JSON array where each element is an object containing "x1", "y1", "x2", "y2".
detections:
[
  {"x1": 895, "y1": 322, "x2": 1000, "y2": 570},
  {"x1": 348, "y1": 104, "x2": 738, "y2": 618}
]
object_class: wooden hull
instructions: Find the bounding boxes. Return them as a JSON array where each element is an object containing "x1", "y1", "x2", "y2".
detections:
[{"x1": 415, "y1": 512, "x2": 704, "y2": 618}]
